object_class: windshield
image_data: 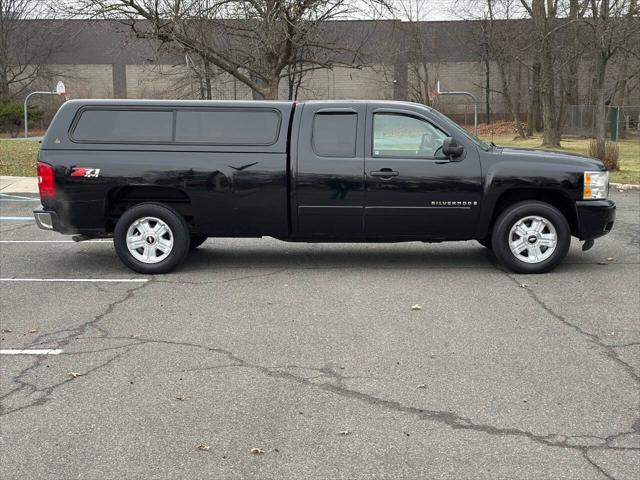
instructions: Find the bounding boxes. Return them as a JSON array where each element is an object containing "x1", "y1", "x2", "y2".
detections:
[{"x1": 430, "y1": 109, "x2": 491, "y2": 151}]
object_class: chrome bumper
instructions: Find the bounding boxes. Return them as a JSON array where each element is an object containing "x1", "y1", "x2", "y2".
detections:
[{"x1": 33, "y1": 210, "x2": 55, "y2": 230}]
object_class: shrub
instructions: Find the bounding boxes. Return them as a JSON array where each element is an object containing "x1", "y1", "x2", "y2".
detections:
[
  {"x1": 0, "y1": 102, "x2": 44, "y2": 138},
  {"x1": 588, "y1": 139, "x2": 620, "y2": 171}
]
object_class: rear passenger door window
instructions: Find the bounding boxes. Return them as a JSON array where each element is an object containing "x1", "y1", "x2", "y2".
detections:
[
  {"x1": 312, "y1": 113, "x2": 358, "y2": 157},
  {"x1": 72, "y1": 109, "x2": 173, "y2": 143}
]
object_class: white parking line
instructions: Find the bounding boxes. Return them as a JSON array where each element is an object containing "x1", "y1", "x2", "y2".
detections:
[
  {"x1": 0, "y1": 240, "x2": 111, "y2": 243},
  {"x1": 0, "y1": 349, "x2": 63, "y2": 355},
  {"x1": 0, "y1": 216, "x2": 34, "y2": 221},
  {"x1": 0, "y1": 278, "x2": 148, "y2": 283},
  {"x1": 0, "y1": 193, "x2": 39, "y2": 201}
]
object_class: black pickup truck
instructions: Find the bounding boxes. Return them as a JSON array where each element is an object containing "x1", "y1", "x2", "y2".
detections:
[{"x1": 34, "y1": 99, "x2": 615, "y2": 274}]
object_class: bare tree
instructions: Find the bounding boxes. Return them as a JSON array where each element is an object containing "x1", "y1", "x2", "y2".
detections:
[
  {"x1": 69, "y1": 1, "x2": 391, "y2": 100},
  {"x1": 518, "y1": 0, "x2": 567, "y2": 145},
  {"x1": 581, "y1": 0, "x2": 639, "y2": 150},
  {"x1": 485, "y1": 0, "x2": 528, "y2": 137},
  {"x1": 454, "y1": 0, "x2": 529, "y2": 135},
  {"x1": 393, "y1": 0, "x2": 441, "y2": 106},
  {"x1": 0, "y1": 0, "x2": 61, "y2": 102}
]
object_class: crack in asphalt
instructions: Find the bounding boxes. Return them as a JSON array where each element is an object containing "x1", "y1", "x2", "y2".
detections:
[
  {"x1": 583, "y1": 450, "x2": 617, "y2": 480},
  {"x1": 52, "y1": 333, "x2": 640, "y2": 457},
  {"x1": 491, "y1": 263, "x2": 640, "y2": 479},
  {"x1": 0, "y1": 222, "x2": 36, "y2": 234},
  {"x1": 0, "y1": 281, "x2": 150, "y2": 416},
  {"x1": 2, "y1": 241, "x2": 639, "y2": 479},
  {"x1": 500, "y1": 270, "x2": 640, "y2": 387}
]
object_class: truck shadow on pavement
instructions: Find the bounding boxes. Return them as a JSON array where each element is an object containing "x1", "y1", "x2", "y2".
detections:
[
  {"x1": 177, "y1": 242, "x2": 605, "y2": 274},
  {"x1": 26, "y1": 241, "x2": 619, "y2": 276}
]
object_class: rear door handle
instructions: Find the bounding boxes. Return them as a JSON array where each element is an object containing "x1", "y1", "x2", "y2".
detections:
[{"x1": 370, "y1": 169, "x2": 399, "y2": 178}]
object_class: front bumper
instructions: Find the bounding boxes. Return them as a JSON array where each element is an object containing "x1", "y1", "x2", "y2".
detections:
[{"x1": 575, "y1": 199, "x2": 615, "y2": 240}]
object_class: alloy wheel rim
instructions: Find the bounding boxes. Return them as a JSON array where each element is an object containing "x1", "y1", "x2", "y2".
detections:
[
  {"x1": 126, "y1": 216, "x2": 174, "y2": 264},
  {"x1": 508, "y1": 215, "x2": 557, "y2": 264}
]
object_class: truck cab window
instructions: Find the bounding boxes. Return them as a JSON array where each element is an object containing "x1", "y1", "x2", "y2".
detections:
[
  {"x1": 312, "y1": 113, "x2": 357, "y2": 157},
  {"x1": 373, "y1": 113, "x2": 447, "y2": 158}
]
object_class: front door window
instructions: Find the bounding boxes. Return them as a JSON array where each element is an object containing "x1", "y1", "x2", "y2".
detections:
[{"x1": 373, "y1": 113, "x2": 447, "y2": 158}]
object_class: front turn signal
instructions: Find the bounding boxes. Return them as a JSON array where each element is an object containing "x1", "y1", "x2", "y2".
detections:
[{"x1": 583, "y1": 171, "x2": 608, "y2": 200}]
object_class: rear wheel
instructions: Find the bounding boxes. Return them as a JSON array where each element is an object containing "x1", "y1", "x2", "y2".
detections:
[
  {"x1": 114, "y1": 202, "x2": 190, "y2": 274},
  {"x1": 491, "y1": 201, "x2": 570, "y2": 274}
]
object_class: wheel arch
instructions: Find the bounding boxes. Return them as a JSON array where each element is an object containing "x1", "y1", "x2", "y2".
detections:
[
  {"x1": 485, "y1": 188, "x2": 579, "y2": 238},
  {"x1": 106, "y1": 185, "x2": 194, "y2": 232}
]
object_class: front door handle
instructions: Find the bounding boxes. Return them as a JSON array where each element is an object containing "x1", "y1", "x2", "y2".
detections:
[{"x1": 370, "y1": 169, "x2": 399, "y2": 178}]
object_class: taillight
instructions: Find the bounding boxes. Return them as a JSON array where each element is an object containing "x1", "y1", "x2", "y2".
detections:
[{"x1": 37, "y1": 162, "x2": 56, "y2": 200}]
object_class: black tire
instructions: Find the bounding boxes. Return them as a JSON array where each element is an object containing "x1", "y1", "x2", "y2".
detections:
[
  {"x1": 491, "y1": 200, "x2": 570, "y2": 274},
  {"x1": 477, "y1": 238, "x2": 493, "y2": 250},
  {"x1": 114, "y1": 202, "x2": 190, "y2": 274},
  {"x1": 190, "y1": 234, "x2": 207, "y2": 250}
]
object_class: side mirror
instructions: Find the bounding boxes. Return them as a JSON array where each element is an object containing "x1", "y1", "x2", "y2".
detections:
[{"x1": 442, "y1": 137, "x2": 464, "y2": 158}]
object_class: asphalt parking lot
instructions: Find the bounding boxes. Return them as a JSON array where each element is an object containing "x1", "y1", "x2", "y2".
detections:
[{"x1": 0, "y1": 190, "x2": 638, "y2": 479}]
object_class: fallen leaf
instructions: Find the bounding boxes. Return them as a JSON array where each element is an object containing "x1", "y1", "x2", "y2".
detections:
[
  {"x1": 250, "y1": 448, "x2": 265, "y2": 455},
  {"x1": 417, "y1": 384, "x2": 427, "y2": 389},
  {"x1": 196, "y1": 444, "x2": 210, "y2": 451},
  {"x1": 67, "y1": 372, "x2": 83, "y2": 378},
  {"x1": 411, "y1": 304, "x2": 422, "y2": 311},
  {"x1": 519, "y1": 284, "x2": 528, "y2": 288},
  {"x1": 339, "y1": 430, "x2": 350, "y2": 436}
]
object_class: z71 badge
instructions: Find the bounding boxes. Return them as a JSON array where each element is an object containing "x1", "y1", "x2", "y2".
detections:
[{"x1": 70, "y1": 167, "x2": 101, "y2": 178}]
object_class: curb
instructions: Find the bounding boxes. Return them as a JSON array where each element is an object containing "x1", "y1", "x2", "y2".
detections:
[{"x1": 611, "y1": 182, "x2": 640, "y2": 191}]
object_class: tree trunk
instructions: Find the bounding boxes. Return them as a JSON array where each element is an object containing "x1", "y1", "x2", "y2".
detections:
[
  {"x1": 593, "y1": 52, "x2": 608, "y2": 151},
  {"x1": 540, "y1": 49, "x2": 561, "y2": 146},
  {"x1": 533, "y1": 0, "x2": 561, "y2": 147},
  {"x1": 484, "y1": 56, "x2": 491, "y2": 125},
  {"x1": 264, "y1": 79, "x2": 280, "y2": 100},
  {"x1": 565, "y1": 0, "x2": 581, "y2": 108},
  {"x1": 203, "y1": 60, "x2": 212, "y2": 100},
  {"x1": 527, "y1": 61, "x2": 542, "y2": 136},
  {"x1": 497, "y1": 60, "x2": 526, "y2": 138},
  {"x1": 513, "y1": 62, "x2": 526, "y2": 138}
]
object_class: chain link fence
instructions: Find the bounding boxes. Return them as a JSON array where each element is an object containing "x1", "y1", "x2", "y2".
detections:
[{"x1": 564, "y1": 105, "x2": 640, "y2": 138}]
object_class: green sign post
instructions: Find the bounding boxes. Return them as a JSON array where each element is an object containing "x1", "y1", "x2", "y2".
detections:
[{"x1": 610, "y1": 106, "x2": 619, "y2": 141}]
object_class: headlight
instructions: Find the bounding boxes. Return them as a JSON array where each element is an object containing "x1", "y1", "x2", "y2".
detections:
[{"x1": 583, "y1": 171, "x2": 608, "y2": 199}]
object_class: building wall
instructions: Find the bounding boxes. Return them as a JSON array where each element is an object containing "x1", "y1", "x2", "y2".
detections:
[{"x1": 38, "y1": 64, "x2": 114, "y2": 99}]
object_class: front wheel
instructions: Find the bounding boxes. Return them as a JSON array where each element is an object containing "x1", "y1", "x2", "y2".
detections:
[
  {"x1": 114, "y1": 202, "x2": 191, "y2": 274},
  {"x1": 491, "y1": 201, "x2": 571, "y2": 274}
]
